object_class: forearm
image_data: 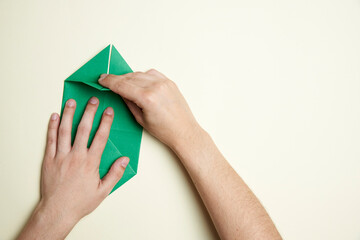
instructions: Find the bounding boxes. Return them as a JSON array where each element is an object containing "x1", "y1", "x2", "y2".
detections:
[
  {"x1": 17, "y1": 200, "x2": 77, "y2": 240},
  {"x1": 171, "y1": 127, "x2": 281, "y2": 240},
  {"x1": 97, "y1": 70, "x2": 281, "y2": 238}
]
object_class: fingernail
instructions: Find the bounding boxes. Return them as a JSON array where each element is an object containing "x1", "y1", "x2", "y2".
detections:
[
  {"x1": 104, "y1": 107, "x2": 114, "y2": 116},
  {"x1": 89, "y1": 97, "x2": 98, "y2": 105},
  {"x1": 120, "y1": 157, "x2": 129, "y2": 168},
  {"x1": 51, "y1": 113, "x2": 58, "y2": 120},
  {"x1": 98, "y1": 74, "x2": 108, "y2": 82},
  {"x1": 67, "y1": 99, "x2": 75, "y2": 107}
]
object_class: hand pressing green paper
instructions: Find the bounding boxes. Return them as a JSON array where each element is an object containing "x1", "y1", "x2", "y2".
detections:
[{"x1": 60, "y1": 44, "x2": 143, "y2": 193}]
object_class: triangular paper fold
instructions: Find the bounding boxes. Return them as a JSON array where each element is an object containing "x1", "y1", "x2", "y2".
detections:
[{"x1": 66, "y1": 44, "x2": 133, "y2": 91}]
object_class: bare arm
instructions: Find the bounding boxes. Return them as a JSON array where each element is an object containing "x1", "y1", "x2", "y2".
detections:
[
  {"x1": 99, "y1": 70, "x2": 282, "y2": 240},
  {"x1": 173, "y1": 128, "x2": 280, "y2": 239}
]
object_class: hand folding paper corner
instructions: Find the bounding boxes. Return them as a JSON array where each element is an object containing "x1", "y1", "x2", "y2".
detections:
[{"x1": 60, "y1": 44, "x2": 143, "y2": 193}]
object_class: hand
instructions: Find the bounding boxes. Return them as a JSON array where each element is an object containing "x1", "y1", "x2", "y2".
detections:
[
  {"x1": 41, "y1": 97, "x2": 129, "y2": 220},
  {"x1": 18, "y1": 97, "x2": 129, "y2": 240},
  {"x1": 99, "y1": 70, "x2": 281, "y2": 240},
  {"x1": 98, "y1": 69, "x2": 202, "y2": 149}
]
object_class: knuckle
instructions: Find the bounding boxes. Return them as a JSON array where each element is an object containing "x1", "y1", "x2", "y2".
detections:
[
  {"x1": 77, "y1": 124, "x2": 90, "y2": 134},
  {"x1": 163, "y1": 80, "x2": 171, "y2": 88},
  {"x1": 96, "y1": 130, "x2": 109, "y2": 142},
  {"x1": 49, "y1": 124, "x2": 57, "y2": 130},
  {"x1": 72, "y1": 150, "x2": 86, "y2": 160},
  {"x1": 115, "y1": 169, "x2": 124, "y2": 178},
  {"x1": 147, "y1": 68, "x2": 158, "y2": 74},
  {"x1": 126, "y1": 72, "x2": 138, "y2": 81},
  {"x1": 48, "y1": 120, "x2": 58, "y2": 130},
  {"x1": 103, "y1": 114, "x2": 114, "y2": 122},
  {"x1": 142, "y1": 91, "x2": 156, "y2": 105},
  {"x1": 47, "y1": 137, "x2": 56, "y2": 146},
  {"x1": 154, "y1": 81, "x2": 168, "y2": 92},
  {"x1": 167, "y1": 79, "x2": 176, "y2": 87},
  {"x1": 85, "y1": 105, "x2": 97, "y2": 113},
  {"x1": 58, "y1": 126, "x2": 69, "y2": 137},
  {"x1": 114, "y1": 80, "x2": 125, "y2": 92},
  {"x1": 132, "y1": 72, "x2": 141, "y2": 77},
  {"x1": 106, "y1": 74, "x2": 116, "y2": 81},
  {"x1": 106, "y1": 75, "x2": 120, "y2": 87}
]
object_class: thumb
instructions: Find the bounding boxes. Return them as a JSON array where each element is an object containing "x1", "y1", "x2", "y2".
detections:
[
  {"x1": 101, "y1": 157, "x2": 129, "y2": 194},
  {"x1": 98, "y1": 74, "x2": 143, "y2": 107}
]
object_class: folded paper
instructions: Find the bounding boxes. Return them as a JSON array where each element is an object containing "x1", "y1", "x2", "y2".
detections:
[{"x1": 60, "y1": 44, "x2": 143, "y2": 193}]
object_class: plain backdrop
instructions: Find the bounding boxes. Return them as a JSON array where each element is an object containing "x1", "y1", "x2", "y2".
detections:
[{"x1": 1, "y1": 0, "x2": 360, "y2": 239}]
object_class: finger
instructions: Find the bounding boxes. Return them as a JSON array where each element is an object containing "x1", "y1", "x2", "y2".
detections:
[
  {"x1": 44, "y1": 113, "x2": 60, "y2": 159},
  {"x1": 98, "y1": 74, "x2": 146, "y2": 106},
  {"x1": 100, "y1": 157, "x2": 129, "y2": 194},
  {"x1": 123, "y1": 98, "x2": 144, "y2": 126},
  {"x1": 146, "y1": 68, "x2": 167, "y2": 79},
  {"x1": 73, "y1": 97, "x2": 99, "y2": 151},
  {"x1": 128, "y1": 71, "x2": 158, "y2": 86},
  {"x1": 89, "y1": 107, "x2": 114, "y2": 159},
  {"x1": 101, "y1": 72, "x2": 155, "y2": 87},
  {"x1": 57, "y1": 99, "x2": 76, "y2": 154}
]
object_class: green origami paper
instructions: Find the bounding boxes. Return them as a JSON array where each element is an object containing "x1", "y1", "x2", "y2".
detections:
[{"x1": 60, "y1": 44, "x2": 143, "y2": 193}]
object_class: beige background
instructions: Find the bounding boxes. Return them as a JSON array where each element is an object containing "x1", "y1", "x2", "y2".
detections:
[{"x1": 1, "y1": 0, "x2": 360, "y2": 239}]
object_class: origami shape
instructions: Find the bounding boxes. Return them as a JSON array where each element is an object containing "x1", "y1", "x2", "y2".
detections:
[{"x1": 60, "y1": 44, "x2": 143, "y2": 193}]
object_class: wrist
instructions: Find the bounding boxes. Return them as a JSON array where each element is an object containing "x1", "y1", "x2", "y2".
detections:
[
  {"x1": 25, "y1": 200, "x2": 78, "y2": 240},
  {"x1": 38, "y1": 199, "x2": 79, "y2": 226},
  {"x1": 169, "y1": 124, "x2": 226, "y2": 178},
  {"x1": 170, "y1": 124, "x2": 211, "y2": 159}
]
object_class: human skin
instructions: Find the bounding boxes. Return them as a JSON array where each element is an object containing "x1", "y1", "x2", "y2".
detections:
[
  {"x1": 18, "y1": 69, "x2": 281, "y2": 240},
  {"x1": 17, "y1": 97, "x2": 130, "y2": 240},
  {"x1": 98, "y1": 69, "x2": 282, "y2": 240}
]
